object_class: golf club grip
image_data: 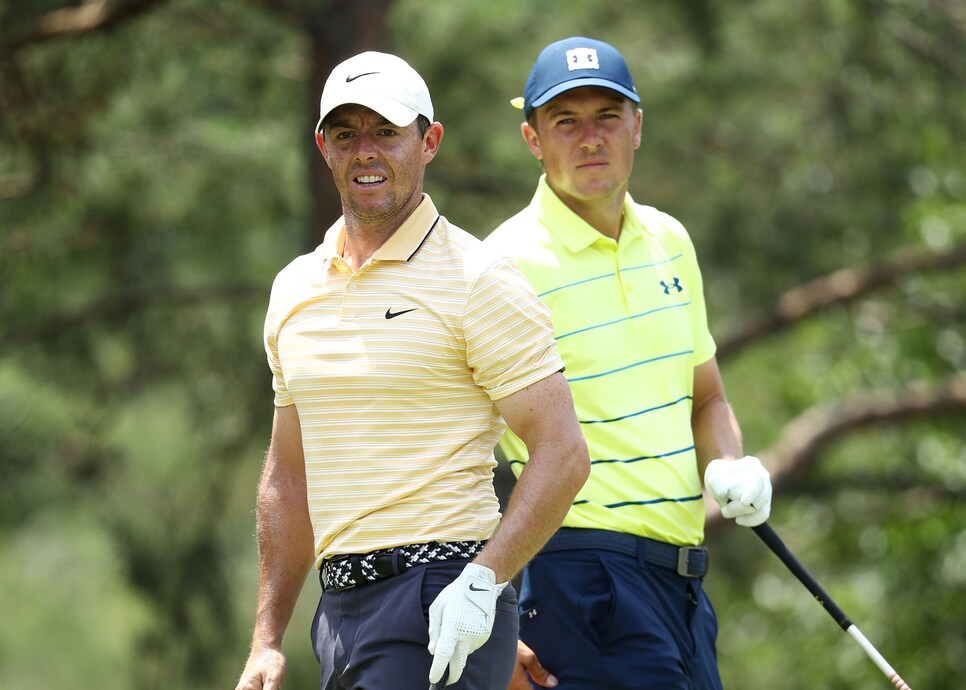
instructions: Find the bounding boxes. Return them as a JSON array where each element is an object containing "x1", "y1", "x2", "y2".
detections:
[{"x1": 751, "y1": 523, "x2": 852, "y2": 630}]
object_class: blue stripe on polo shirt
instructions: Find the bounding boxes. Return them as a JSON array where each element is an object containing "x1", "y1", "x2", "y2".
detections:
[
  {"x1": 506, "y1": 444, "x2": 694, "y2": 470},
  {"x1": 556, "y1": 302, "x2": 691, "y2": 341},
  {"x1": 572, "y1": 493, "x2": 704, "y2": 508},
  {"x1": 590, "y1": 445, "x2": 694, "y2": 466},
  {"x1": 537, "y1": 253, "x2": 684, "y2": 298},
  {"x1": 568, "y1": 350, "x2": 693, "y2": 383},
  {"x1": 579, "y1": 395, "x2": 691, "y2": 425}
]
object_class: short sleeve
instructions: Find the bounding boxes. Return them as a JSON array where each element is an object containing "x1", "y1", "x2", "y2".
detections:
[
  {"x1": 264, "y1": 296, "x2": 294, "y2": 408},
  {"x1": 463, "y1": 257, "x2": 565, "y2": 400},
  {"x1": 676, "y1": 224, "x2": 717, "y2": 365}
]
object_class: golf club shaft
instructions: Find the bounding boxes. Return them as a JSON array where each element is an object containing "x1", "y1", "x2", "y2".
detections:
[{"x1": 751, "y1": 523, "x2": 911, "y2": 689}]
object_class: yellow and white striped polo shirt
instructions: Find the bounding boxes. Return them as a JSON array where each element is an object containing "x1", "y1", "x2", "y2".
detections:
[
  {"x1": 485, "y1": 177, "x2": 716, "y2": 546},
  {"x1": 264, "y1": 195, "x2": 563, "y2": 566}
]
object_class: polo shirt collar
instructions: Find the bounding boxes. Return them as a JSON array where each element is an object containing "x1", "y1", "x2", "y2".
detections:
[
  {"x1": 317, "y1": 194, "x2": 440, "y2": 264},
  {"x1": 531, "y1": 175, "x2": 649, "y2": 253}
]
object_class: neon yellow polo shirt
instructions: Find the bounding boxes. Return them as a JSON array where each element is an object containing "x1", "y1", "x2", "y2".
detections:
[
  {"x1": 265, "y1": 195, "x2": 564, "y2": 566},
  {"x1": 485, "y1": 177, "x2": 715, "y2": 546}
]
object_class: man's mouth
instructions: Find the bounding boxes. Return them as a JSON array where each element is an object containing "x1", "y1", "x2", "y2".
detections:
[{"x1": 355, "y1": 175, "x2": 386, "y2": 185}]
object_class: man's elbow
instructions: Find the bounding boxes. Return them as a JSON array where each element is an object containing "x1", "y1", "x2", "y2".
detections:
[{"x1": 562, "y1": 432, "x2": 591, "y2": 493}]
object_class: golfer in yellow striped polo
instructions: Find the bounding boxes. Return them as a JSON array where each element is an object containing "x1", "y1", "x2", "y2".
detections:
[
  {"x1": 485, "y1": 37, "x2": 773, "y2": 690},
  {"x1": 235, "y1": 52, "x2": 589, "y2": 690}
]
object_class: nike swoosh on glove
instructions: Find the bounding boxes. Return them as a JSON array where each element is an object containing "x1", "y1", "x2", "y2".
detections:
[
  {"x1": 427, "y1": 563, "x2": 507, "y2": 686},
  {"x1": 704, "y1": 455, "x2": 772, "y2": 527}
]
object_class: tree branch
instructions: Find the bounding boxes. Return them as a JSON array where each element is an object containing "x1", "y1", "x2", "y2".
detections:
[
  {"x1": 885, "y1": 15, "x2": 966, "y2": 83},
  {"x1": 5, "y1": 0, "x2": 171, "y2": 50},
  {"x1": 705, "y1": 373, "x2": 966, "y2": 531},
  {"x1": 716, "y1": 243, "x2": 966, "y2": 361}
]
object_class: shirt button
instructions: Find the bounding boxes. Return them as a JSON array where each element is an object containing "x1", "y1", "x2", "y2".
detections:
[{"x1": 348, "y1": 283, "x2": 358, "y2": 293}]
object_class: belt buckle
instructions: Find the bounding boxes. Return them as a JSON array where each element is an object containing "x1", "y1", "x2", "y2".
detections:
[
  {"x1": 676, "y1": 545, "x2": 707, "y2": 578},
  {"x1": 325, "y1": 555, "x2": 357, "y2": 591},
  {"x1": 372, "y1": 547, "x2": 408, "y2": 577}
]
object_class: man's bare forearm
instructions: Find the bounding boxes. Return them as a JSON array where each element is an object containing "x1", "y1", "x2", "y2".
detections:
[
  {"x1": 249, "y1": 406, "x2": 315, "y2": 651},
  {"x1": 692, "y1": 358, "x2": 744, "y2": 478},
  {"x1": 478, "y1": 373, "x2": 590, "y2": 582},
  {"x1": 250, "y1": 462, "x2": 315, "y2": 649}
]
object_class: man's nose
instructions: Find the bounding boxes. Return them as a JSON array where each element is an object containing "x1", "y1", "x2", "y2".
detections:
[
  {"x1": 578, "y1": 122, "x2": 604, "y2": 150},
  {"x1": 353, "y1": 133, "x2": 379, "y2": 160}
]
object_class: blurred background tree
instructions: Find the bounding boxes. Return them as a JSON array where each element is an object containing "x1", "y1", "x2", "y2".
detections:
[{"x1": 1, "y1": 0, "x2": 964, "y2": 688}]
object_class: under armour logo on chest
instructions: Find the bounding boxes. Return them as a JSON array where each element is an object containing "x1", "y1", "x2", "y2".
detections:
[{"x1": 660, "y1": 278, "x2": 683, "y2": 294}]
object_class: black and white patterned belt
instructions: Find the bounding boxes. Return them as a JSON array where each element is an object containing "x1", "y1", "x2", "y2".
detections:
[{"x1": 321, "y1": 540, "x2": 486, "y2": 591}]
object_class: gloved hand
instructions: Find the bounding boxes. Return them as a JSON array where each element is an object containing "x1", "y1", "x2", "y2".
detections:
[
  {"x1": 704, "y1": 455, "x2": 772, "y2": 527},
  {"x1": 428, "y1": 563, "x2": 507, "y2": 686}
]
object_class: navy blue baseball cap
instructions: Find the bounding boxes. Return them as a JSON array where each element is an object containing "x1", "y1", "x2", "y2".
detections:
[{"x1": 512, "y1": 37, "x2": 639, "y2": 118}]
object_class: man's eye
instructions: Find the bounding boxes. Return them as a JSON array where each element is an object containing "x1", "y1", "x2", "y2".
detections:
[
  {"x1": 378, "y1": 129, "x2": 397, "y2": 136},
  {"x1": 334, "y1": 131, "x2": 352, "y2": 140}
]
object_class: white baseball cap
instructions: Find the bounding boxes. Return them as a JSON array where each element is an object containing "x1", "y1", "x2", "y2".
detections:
[{"x1": 315, "y1": 51, "x2": 434, "y2": 133}]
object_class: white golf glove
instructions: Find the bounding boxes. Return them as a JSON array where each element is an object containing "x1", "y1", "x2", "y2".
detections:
[
  {"x1": 427, "y1": 563, "x2": 507, "y2": 686},
  {"x1": 704, "y1": 455, "x2": 772, "y2": 527}
]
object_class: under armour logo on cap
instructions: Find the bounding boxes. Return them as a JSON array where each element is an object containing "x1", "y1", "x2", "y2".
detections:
[{"x1": 566, "y1": 48, "x2": 600, "y2": 71}]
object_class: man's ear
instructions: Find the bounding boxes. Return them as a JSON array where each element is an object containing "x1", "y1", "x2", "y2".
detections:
[
  {"x1": 315, "y1": 130, "x2": 332, "y2": 168},
  {"x1": 633, "y1": 107, "x2": 643, "y2": 150},
  {"x1": 421, "y1": 121, "x2": 444, "y2": 164},
  {"x1": 521, "y1": 122, "x2": 542, "y2": 162}
]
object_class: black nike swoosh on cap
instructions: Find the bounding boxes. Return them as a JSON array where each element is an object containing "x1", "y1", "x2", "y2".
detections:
[
  {"x1": 346, "y1": 71, "x2": 379, "y2": 82},
  {"x1": 385, "y1": 307, "x2": 417, "y2": 319}
]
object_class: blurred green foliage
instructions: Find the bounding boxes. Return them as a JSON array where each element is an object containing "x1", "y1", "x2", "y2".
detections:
[{"x1": 1, "y1": 0, "x2": 963, "y2": 688}]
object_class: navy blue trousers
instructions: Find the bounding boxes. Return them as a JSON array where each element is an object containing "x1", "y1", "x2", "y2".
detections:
[
  {"x1": 312, "y1": 559, "x2": 518, "y2": 690},
  {"x1": 518, "y1": 547, "x2": 723, "y2": 690}
]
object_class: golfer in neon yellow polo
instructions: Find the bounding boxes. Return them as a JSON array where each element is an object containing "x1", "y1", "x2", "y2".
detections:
[
  {"x1": 492, "y1": 176, "x2": 716, "y2": 547},
  {"x1": 484, "y1": 37, "x2": 774, "y2": 690}
]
